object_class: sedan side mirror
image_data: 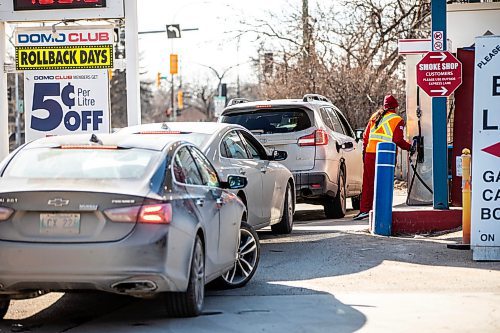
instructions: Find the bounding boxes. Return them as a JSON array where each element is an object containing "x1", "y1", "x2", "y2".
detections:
[
  {"x1": 221, "y1": 175, "x2": 248, "y2": 190},
  {"x1": 270, "y1": 150, "x2": 288, "y2": 161},
  {"x1": 354, "y1": 128, "x2": 364, "y2": 142},
  {"x1": 342, "y1": 142, "x2": 354, "y2": 150}
]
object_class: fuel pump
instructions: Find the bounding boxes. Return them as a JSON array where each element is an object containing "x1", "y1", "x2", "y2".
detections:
[
  {"x1": 407, "y1": 87, "x2": 433, "y2": 206},
  {"x1": 415, "y1": 101, "x2": 425, "y2": 164}
]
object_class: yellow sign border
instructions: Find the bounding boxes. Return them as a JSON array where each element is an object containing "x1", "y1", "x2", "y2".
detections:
[{"x1": 15, "y1": 45, "x2": 114, "y2": 71}]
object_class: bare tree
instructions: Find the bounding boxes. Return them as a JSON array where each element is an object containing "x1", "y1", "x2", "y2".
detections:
[
  {"x1": 239, "y1": 0, "x2": 430, "y2": 128},
  {"x1": 192, "y1": 83, "x2": 214, "y2": 120},
  {"x1": 109, "y1": 70, "x2": 154, "y2": 128}
]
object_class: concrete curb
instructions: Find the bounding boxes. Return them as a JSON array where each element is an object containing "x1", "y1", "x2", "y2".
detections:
[{"x1": 392, "y1": 208, "x2": 462, "y2": 234}]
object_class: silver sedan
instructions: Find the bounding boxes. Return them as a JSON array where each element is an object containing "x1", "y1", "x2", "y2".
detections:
[
  {"x1": 0, "y1": 133, "x2": 248, "y2": 318},
  {"x1": 119, "y1": 122, "x2": 296, "y2": 287}
]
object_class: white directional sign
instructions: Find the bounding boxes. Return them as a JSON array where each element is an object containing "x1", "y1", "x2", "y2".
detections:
[
  {"x1": 166, "y1": 24, "x2": 181, "y2": 39},
  {"x1": 471, "y1": 35, "x2": 500, "y2": 261}
]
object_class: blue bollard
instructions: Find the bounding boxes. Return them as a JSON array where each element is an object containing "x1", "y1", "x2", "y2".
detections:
[{"x1": 373, "y1": 142, "x2": 396, "y2": 236}]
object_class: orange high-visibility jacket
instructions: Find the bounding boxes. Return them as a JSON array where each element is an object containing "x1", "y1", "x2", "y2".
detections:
[{"x1": 363, "y1": 111, "x2": 411, "y2": 154}]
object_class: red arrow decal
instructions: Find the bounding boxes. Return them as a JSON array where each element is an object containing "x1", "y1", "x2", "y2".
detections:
[{"x1": 482, "y1": 142, "x2": 500, "y2": 158}]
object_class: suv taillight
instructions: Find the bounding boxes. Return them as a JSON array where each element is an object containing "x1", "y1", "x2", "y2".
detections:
[{"x1": 298, "y1": 129, "x2": 329, "y2": 146}]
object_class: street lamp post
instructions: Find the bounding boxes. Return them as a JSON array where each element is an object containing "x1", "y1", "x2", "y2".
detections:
[
  {"x1": 199, "y1": 64, "x2": 239, "y2": 120},
  {"x1": 201, "y1": 63, "x2": 240, "y2": 96}
]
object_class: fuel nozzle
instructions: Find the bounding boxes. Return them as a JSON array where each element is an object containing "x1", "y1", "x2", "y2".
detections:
[
  {"x1": 416, "y1": 105, "x2": 422, "y2": 119},
  {"x1": 412, "y1": 135, "x2": 425, "y2": 163}
]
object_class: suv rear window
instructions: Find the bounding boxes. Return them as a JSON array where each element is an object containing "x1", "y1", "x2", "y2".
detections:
[{"x1": 221, "y1": 109, "x2": 311, "y2": 134}]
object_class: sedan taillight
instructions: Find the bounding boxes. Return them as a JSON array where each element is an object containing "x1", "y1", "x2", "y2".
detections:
[
  {"x1": 104, "y1": 204, "x2": 172, "y2": 224},
  {"x1": 298, "y1": 129, "x2": 329, "y2": 146},
  {"x1": 139, "y1": 204, "x2": 172, "y2": 224},
  {"x1": 0, "y1": 207, "x2": 14, "y2": 221}
]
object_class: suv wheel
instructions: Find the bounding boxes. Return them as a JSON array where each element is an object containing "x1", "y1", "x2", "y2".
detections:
[
  {"x1": 351, "y1": 195, "x2": 361, "y2": 210},
  {"x1": 324, "y1": 170, "x2": 346, "y2": 219}
]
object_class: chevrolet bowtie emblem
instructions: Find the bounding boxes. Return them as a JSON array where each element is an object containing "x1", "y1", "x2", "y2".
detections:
[{"x1": 48, "y1": 198, "x2": 70, "y2": 207}]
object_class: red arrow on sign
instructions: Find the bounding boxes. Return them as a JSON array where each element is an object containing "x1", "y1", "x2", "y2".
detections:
[{"x1": 482, "y1": 142, "x2": 500, "y2": 158}]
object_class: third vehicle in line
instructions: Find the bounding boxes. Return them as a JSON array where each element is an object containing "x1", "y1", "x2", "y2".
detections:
[{"x1": 220, "y1": 94, "x2": 363, "y2": 218}]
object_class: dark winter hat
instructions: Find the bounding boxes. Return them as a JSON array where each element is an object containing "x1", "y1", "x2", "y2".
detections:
[{"x1": 383, "y1": 95, "x2": 398, "y2": 110}]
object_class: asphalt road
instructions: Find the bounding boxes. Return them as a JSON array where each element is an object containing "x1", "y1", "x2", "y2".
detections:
[{"x1": 1, "y1": 200, "x2": 499, "y2": 333}]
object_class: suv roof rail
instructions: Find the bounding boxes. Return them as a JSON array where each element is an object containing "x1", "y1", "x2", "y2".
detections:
[
  {"x1": 227, "y1": 98, "x2": 250, "y2": 106},
  {"x1": 303, "y1": 94, "x2": 331, "y2": 103}
]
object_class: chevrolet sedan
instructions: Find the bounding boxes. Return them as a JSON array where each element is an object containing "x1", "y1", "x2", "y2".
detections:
[
  {"x1": 0, "y1": 133, "x2": 249, "y2": 318},
  {"x1": 119, "y1": 122, "x2": 295, "y2": 288}
]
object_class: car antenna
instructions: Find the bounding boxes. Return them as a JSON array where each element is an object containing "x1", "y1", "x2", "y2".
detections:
[
  {"x1": 161, "y1": 123, "x2": 170, "y2": 130},
  {"x1": 89, "y1": 134, "x2": 103, "y2": 145}
]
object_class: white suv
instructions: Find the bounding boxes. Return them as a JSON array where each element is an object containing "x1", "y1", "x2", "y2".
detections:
[{"x1": 219, "y1": 94, "x2": 362, "y2": 218}]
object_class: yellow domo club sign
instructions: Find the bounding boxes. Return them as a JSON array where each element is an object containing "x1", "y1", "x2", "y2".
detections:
[{"x1": 15, "y1": 45, "x2": 113, "y2": 71}]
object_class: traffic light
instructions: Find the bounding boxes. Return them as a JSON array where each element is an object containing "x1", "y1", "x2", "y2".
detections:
[
  {"x1": 156, "y1": 72, "x2": 161, "y2": 87},
  {"x1": 177, "y1": 89, "x2": 183, "y2": 109},
  {"x1": 7, "y1": 87, "x2": 12, "y2": 101},
  {"x1": 170, "y1": 54, "x2": 178, "y2": 75}
]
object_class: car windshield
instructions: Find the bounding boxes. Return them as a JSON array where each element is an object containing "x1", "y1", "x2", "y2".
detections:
[
  {"x1": 221, "y1": 109, "x2": 311, "y2": 134},
  {"x1": 2, "y1": 147, "x2": 160, "y2": 180}
]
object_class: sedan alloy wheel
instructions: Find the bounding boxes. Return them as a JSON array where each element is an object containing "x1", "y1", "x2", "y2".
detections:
[
  {"x1": 219, "y1": 221, "x2": 260, "y2": 289},
  {"x1": 165, "y1": 235, "x2": 205, "y2": 317}
]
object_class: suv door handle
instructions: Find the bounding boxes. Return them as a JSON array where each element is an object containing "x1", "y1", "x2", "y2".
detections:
[
  {"x1": 195, "y1": 199, "x2": 205, "y2": 207},
  {"x1": 260, "y1": 167, "x2": 267, "y2": 173},
  {"x1": 239, "y1": 168, "x2": 246, "y2": 175},
  {"x1": 216, "y1": 198, "x2": 225, "y2": 205}
]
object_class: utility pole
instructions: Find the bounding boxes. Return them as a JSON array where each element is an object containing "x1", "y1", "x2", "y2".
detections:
[
  {"x1": 15, "y1": 73, "x2": 21, "y2": 147},
  {"x1": 124, "y1": 0, "x2": 141, "y2": 126},
  {"x1": 236, "y1": 36, "x2": 241, "y2": 97},
  {"x1": 171, "y1": 74, "x2": 175, "y2": 120},
  {"x1": 0, "y1": 21, "x2": 8, "y2": 160},
  {"x1": 431, "y1": 0, "x2": 449, "y2": 209},
  {"x1": 302, "y1": 0, "x2": 310, "y2": 60}
]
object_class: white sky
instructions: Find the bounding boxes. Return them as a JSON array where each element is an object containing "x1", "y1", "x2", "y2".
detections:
[
  {"x1": 137, "y1": 0, "x2": 304, "y2": 86},
  {"x1": 4, "y1": 0, "x2": 320, "y2": 88}
]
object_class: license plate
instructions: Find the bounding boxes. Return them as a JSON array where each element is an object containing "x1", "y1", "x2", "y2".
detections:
[{"x1": 40, "y1": 213, "x2": 81, "y2": 235}]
